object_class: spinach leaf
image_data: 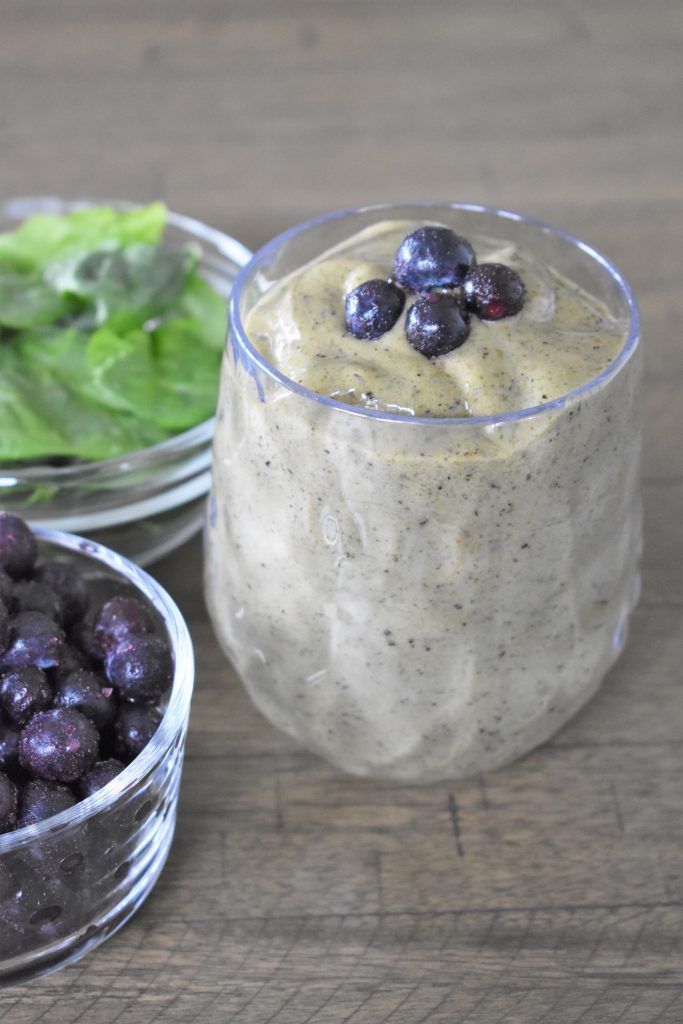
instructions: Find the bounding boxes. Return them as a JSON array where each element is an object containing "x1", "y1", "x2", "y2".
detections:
[
  {"x1": 0, "y1": 267, "x2": 73, "y2": 329},
  {"x1": 0, "y1": 203, "x2": 166, "y2": 273},
  {"x1": 45, "y1": 242, "x2": 198, "y2": 331}
]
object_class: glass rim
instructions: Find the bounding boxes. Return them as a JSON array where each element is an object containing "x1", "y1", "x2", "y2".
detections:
[
  {"x1": 229, "y1": 201, "x2": 641, "y2": 428},
  {"x1": 0, "y1": 195, "x2": 252, "y2": 479},
  {"x1": 0, "y1": 526, "x2": 194, "y2": 854}
]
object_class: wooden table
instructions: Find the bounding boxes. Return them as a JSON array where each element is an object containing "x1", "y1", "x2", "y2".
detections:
[{"x1": 1, "y1": 1, "x2": 682, "y2": 1020}]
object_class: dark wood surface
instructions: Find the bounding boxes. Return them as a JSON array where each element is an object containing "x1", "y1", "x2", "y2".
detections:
[{"x1": 1, "y1": 0, "x2": 682, "y2": 1020}]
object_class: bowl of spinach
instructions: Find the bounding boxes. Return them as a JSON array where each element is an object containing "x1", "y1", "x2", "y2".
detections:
[{"x1": 0, "y1": 198, "x2": 251, "y2": 564}]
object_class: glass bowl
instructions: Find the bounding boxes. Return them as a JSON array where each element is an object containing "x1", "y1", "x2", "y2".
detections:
[
  {"x1": 0, "y1": 527, "x2": 194, "y2": 985},
  {"x1": 0, "y1": 197, "x2": 252, "y2": 566}
]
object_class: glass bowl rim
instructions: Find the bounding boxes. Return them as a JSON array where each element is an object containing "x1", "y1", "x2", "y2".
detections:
[
  {"x1": 0, "y1": 195, "x2": 252, "y2": 480},
  {"x1": 0, "y1": 526, "x2": 194, "y2": 854},
  {"x1": 229, "y1": 200, "x2": 641, "y2": 428}
]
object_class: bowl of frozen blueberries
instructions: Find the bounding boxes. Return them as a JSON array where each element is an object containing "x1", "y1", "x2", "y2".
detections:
[{"x1": 0, "y1": 512, "x2": 194, "y2": 984}]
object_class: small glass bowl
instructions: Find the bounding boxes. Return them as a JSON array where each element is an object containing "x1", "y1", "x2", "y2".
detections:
[
  {"x1": 0, "y1": 528, "x2": 194, "y2": 985},
  {"x1": 0, "y1": 197, "x2": 252, "y2": 566}
]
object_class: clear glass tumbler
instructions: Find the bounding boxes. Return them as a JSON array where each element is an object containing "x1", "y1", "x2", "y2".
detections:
[
  {"x1": 0, "y1": 529, "x2": 194, "y2": 984},
  {"x1": 205, "y1": 203, "x2": 641, "y2": 782}
]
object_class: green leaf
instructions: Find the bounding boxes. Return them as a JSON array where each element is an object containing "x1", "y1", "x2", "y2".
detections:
[
  {"x1": 170, "y1": 269, "x2": 228, "y2": 351},
  {"x1": 0, "y1": 267, "x2": 73, "y2": 328},
  {"x1": 0, "y1": 203, "x2": 227, "y2": 464},
  {"x1": 0, "y1": 333, "x2": 165, "y2": 462},
  {"x1": 44, "y1": 242, "x2": 198, "y2": 331},
  {"x1": 151, "y1": 317, "x2": 222, "y2": 428},
  {"x1": 83, "y1": 319, "x2": 221, "y2": 430},
  {"x1": 85, "y1": 326, "x2": 157, "y2": 414},
  {"x1": 0, "y1": 203, "x2": 166, "y2": 273}
]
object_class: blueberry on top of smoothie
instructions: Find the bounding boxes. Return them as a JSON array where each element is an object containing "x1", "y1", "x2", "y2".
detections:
[
  {"x1": 20, "y1": 708, "x2": 99, "y2": 784},
  {"x1": 394, "y1": 226, "x2": 476, "y2": 292},
  {"x1": 406, "y1": 292, "x2": 471, "y2": 358},
  {"x1": 0, "y1": 513, "x2": 38, "y2": 580},
  {"x1": 462, "y1": 263, "x2": 526, "y2": 320},
  {"x1": 345, "y1": 279, "x2": 405, "y2": 340}
]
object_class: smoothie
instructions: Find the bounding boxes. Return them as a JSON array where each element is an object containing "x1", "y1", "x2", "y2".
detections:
[{"x1": 205, "y1": 205, "x2": 641, "y2": 781}]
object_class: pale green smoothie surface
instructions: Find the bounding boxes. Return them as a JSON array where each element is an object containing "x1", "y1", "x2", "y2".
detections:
[{"x1": 245, "y1": 220, "x2": 627, "y2": 417}]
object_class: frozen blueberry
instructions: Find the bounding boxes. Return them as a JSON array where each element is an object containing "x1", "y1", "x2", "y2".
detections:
[
  {"x1": 13, "y1": 580, "x2": 63, "y2": 624},
  {"x1": 50, "y1": 643, "x2": 90, "y2": 684},
  {"x1": 344, "y1": 279, "x2": 405, "y2": 340},
  {"x1": 94, "y1": 596, "x2": 153, "y2": 653},
  {"x1": 1, "y1": 611, "x2": 65, "y2": 670},
  {"x1": 114, "y1": 705, "x2": 162, "y2": 762},
  {"x1": 105, "y1": 634, "x2": 173, "y2": 704},
  {"x1": 36, "y1": 562, "x2": 90, "y2": 627},
  {"x1": 0, "y1": 513, "x2": 38, "y2": 580},
  {"x1": 0, "y1": 569, "x2": 14, "y2": 611},
  {"x1": 20, "y1": 708, "x2": 99, "y2": 784},
  {"x1": 53, "y1": 669, "x2": 116, "y2": 730},
  {"x1": 405, "y1": 292, "x2": 471, "y2": 357},
  {"x1": 394, "y1": 226, "x2": 476, "y2": 292},
  {"x1": 0, "y1": 718, "x2": 20, "y2": 773},
  {"x1": 0, "y1": 598, "x2": 9, "y2": 656},
  {"x1": 0, "y1": 667, "x2": 53, "y2": 726},
  {"x1": 17, "y1": 779, "x2": 76, "y2": 829},
  {"x1": 0, "y1": 772, "x2": 18, "y2": 833},
  {"x1": 462, "y1": 263, "x2": 526, "y2": 320},
  {"x1": 79, "y1": 758, "x2": 125, "y2": 798},
  {"x1": 69, "y1": 617, "x2": 103, "y2": 664}
]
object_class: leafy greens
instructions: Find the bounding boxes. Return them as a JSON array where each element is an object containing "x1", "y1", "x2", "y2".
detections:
[{"x1": 0, "y1": 203, "x2": 228, "y2": 462}]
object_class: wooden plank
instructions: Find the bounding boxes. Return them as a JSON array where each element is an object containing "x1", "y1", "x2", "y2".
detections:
[{"x1": 0, "y1": 0, "x2": 681, "y2": 1017}]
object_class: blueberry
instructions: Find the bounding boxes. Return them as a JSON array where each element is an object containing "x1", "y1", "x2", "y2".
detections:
[
  {"x1": 20, "y1": 708, "x2": 99, "y2": 784},
  {"x1": 79, "y1": 758, "x2": 125, "y2": 798},
  {"x1": 394, "y1": 226, "x2": 476, "y2": 292},
  {"x1": 50, "y1": 642, "x2": 90, "y2": 684},
  {"x1": 0, "y1": 718, "x2": 20, "y2": 773},
  {"x1": 0, "y1": 772, "x2": 18, "y2": 833},
  {"x1": 0, "y1": 513, "x2": 38, "y2": 580},
  {"x1": 0, "y1": 569, "x2": 14, "y2": 611},
  {"x1": 0, "y1": 667, "x2": 53, "y2": 726},
  {"x1": 53, "y1": 669, "x2": 116, "y2": 730},
  {"x1": 12, "y1": 581, "x2": 62, "y2": 625},
  {"x1": 0, "y1": 598, "x2": 9, "y2": 656},
  {"x1": 36, "y1": 562, "x2": 89, "y2": 627},
  {"x1": 17, "y1": 779, "x2": 76, "y2": 829},
  {"x1": 94, "y1": 596, "x2": 153, "y2": 653},
  {"x1": 405, "y1": 292, "x2": 471, "y2": 358},
  {"x1": 345, "y1": 279, "x2": 405, "y2": 340},
  {"x1": 1, "y1": 611, "x2": 65, "y2": 670},
  {"x1": 105, "y1": 634, "x2": 173, "y2": 704},
  {"x1": 461, "y1": 263, "x2": 526, "y2": 320},
  {"x1": 114, "y1": 704, "x2": 162, "y2": 762},
  {"x1": 69, "y1": 617, "x2": 103, "y2": 664}
]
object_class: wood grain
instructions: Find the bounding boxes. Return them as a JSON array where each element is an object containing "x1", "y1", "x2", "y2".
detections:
[{"x1": 0, "y1": 0, "x2": 682, "y2": 1019}]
